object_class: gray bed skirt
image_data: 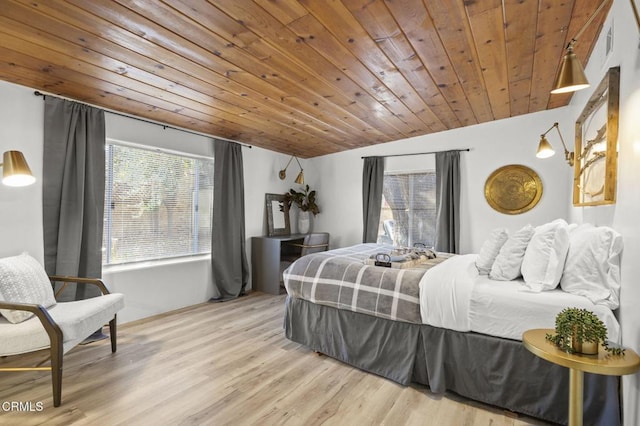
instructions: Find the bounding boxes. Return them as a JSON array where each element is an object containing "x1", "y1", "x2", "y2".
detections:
[{"x1": 284, "y1": 296, "x2": 620, "y2": 426}]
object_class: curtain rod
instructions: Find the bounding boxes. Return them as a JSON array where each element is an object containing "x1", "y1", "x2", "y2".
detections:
[
  {"x1": 361, "y1": 148, "x2": 470, "y2": 159},
  {"x1": 33, "y1": 91, "x2": 252, "y2": 149}
]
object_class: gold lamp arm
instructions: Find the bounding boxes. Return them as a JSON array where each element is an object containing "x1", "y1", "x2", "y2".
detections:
[
  {"x1": 631, "y1": 0, "x2": 640, "y2": 31},
  {"x1": 279, "y1": 155, "x2": 304, "y2": 184},
  {"x1": 551, "y1": 123, "x2": 575, "y2": 166},
  {"x1": 278, "y1": 155, "x2": 295, "y2": 180},
  {"x1": 539, "y1": 123, "x2": 575, "y2": 167},
  {"x1": 573, "y1": 0, "x2": 612, "y2": 42}
]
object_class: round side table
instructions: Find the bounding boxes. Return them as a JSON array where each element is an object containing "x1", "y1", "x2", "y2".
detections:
[{"x1": 523, "y1": 328, "x2": 640, "y2": 426}]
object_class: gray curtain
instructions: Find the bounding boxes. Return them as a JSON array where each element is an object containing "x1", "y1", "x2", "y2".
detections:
[
  {"x1": 362, "y1": 156, "x2": 384, "y2": 243},
  {"x1": 42, "y1": 97, "x2": 106, "y2": 302},
  {"x1": 435, "y1": 151, "x2": 460, "y2": 253},
  {"x1": 210, "y1": 139, "x2": 249, "y2": 301}
]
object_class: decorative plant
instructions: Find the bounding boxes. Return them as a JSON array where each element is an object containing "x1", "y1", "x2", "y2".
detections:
[
  {"x1": 285, "y1": 184, "x2": 320, "y2": 216},
  {"x1": 545, "y1": 307, "x2": 625, "y2": 355}
]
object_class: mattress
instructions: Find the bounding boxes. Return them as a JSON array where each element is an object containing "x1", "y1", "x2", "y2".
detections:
[
  {"x1": 470, "y1": 275, "x2": 621, "y2": 342},
  {"x1": 419, "y1": 252, "x2": 620, "y2": 342}
]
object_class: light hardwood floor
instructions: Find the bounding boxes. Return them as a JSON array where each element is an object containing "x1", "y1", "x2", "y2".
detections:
[{"x1": 0, "y1": 292, "x2": 550, "y2": 426}]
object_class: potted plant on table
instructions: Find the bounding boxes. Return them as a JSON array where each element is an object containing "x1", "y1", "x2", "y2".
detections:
[
  {"x1": 545, "y1": 307, "x2": 624, "y2": 355},
  {"x1": 285, "y1": 184, "x2": 319, "y2": 234}
]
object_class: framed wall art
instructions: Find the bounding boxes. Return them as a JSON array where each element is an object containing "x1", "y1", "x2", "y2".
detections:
[{"x1": 573, "y1": 66, "x2": 620, "y2": 206}]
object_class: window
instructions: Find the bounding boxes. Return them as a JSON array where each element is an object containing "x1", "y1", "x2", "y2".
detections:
[
  {"x1": 378, "y1": 171, "x2": 437, "y2": 247},
  {"x1": 103, "y1": 142, "x2": 214, "y2": 265}
]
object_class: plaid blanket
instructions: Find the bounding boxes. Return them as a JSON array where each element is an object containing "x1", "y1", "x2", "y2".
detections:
[{"x1": 283, "y1": 244, "x2": 450, "y2": 324}]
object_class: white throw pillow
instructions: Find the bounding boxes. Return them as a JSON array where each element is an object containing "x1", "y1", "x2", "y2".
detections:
[
  {"x1": 521, "y1": 219, "x2": 570, "y2": 291},
  {"x1": 489, "y1": 224, "x2": 535, "y2": 281},
  {"x1": 0, "y1": 253, "x2": 57, "y2": 324},
  {"x1": 560, "y1": 225, "x2": 622, "y2": 309},
  {"x1": 476, "y1": 228, "x2": 509, "y2": 275}
]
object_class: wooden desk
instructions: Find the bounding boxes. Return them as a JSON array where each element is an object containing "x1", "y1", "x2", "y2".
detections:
[
  {"x1": 523, "y1": 328, "x2": 640, "y2": 426},
  {"x1": 251, "y1": 234, "x2": 307, "y2": 295}
]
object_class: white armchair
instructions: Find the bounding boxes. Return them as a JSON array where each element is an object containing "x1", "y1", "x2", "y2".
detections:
[{"x1": 0, "y1": 253, "x2": 124, "y2": 407}]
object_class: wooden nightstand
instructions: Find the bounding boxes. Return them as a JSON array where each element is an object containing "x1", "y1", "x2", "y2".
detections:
[{"x1": 523, "y1": 328, "x2": 640, "y2": 426}]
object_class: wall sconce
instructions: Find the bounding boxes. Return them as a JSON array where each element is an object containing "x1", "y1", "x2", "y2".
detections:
[
  {"x1": 278, "y1": 155, "x2": 304, "y2": 184},
  {"x1": 551, "y1": 0, "x2": 611, "y2": 94},
  {"x1": 537, "y1": 123, "x2": 574, "y2": 166},
  {"x1": 1, "y1": 151, "x2": 36, "y2": 187}
]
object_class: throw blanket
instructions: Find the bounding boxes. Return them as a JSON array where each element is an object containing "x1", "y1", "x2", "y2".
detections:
[
  {"x1": 283, "y1": 244, "x2": 449, "y2": 324},
  {"x1": 419, "y1": 254, "x2": 478, "y2": 331}
]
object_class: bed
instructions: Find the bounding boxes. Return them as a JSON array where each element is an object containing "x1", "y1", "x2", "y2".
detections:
[{"x1": 283, "y1": 228, "x2": 623, "y2": 426}]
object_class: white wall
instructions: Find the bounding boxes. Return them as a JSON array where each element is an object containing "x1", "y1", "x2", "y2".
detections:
[
  {"x1": 0, "y1": 82, "x2": 44, "y2": 262},
  {"x1": 311, "y1": 108, "x2": 574, "y2": 253},
  {"x1": 566, "y1": 1, "x2": 640, "y2": 424}
]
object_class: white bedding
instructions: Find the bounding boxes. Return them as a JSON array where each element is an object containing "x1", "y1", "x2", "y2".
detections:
[
  {"x1": 419, "y1": 254, "x2": 476, "y2": 332},
  {"x1": 419, "y1": 254, "x2": 621, "y2": 343}
]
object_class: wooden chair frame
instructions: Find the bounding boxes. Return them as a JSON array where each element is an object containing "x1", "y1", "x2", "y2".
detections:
[
  {"x1": 282, "y1": 233, "x2": 330, "y2": 263},
  {"x1": 0, "y1": 276, "x2": 117, "y2": 407}
]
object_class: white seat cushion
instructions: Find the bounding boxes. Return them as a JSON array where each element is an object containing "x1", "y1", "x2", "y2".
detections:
[
  {"x1": 0, "y1": 293, "x2": 124, "y2": 356},
  {"x1": 0, "y1": 253, "x2": 57, "y2": 324}
]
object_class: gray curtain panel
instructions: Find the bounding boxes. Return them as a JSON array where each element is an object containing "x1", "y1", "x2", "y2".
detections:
[
  {"x1": 362, "y1": 156, "x2": 384, "y2": 243},
  {"x1": 42, "y1": 96, "x2": 106, "y2": 302},
  {"x1": 435, "y1": 150, "x2": 460, "y2": 253},
  {"x1": 210, "y1": 139, "x2": 249, "y2": 301}
]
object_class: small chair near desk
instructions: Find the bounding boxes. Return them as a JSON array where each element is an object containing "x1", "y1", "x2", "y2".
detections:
[
  {"x1": 251, "y1": 233, "x2": 330, "y2": 295},
  {"x1": 280, "y1": 233, "x2": 330, "y2": 291},
  {"x1": 281, "y1": 232, "x2": 330, "y2": 262}
]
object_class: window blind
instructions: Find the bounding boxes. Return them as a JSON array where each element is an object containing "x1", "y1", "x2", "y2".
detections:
[
  {"x1": 103, "y1": 143, "x2": 214, "y2": 265},
  {"x1": 378, "y1": 171, "x2": 437, "y2": 247}
]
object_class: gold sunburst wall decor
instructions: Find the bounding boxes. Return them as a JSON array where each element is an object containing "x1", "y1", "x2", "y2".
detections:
[{"x1": 484, "y1": 164, "x2": 543, "y2": 215}]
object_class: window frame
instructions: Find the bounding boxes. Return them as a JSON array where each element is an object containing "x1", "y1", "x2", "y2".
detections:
[
  {"x1": 379, "y1": 169, "x2": 436, "y2": 248},
  {"x1": 102, "y1": 139, "x2": 214, "y2": 266}
]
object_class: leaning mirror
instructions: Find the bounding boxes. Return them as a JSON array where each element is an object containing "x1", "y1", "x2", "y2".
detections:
[{"x1": 265, "y1": 193, "x2": 290, "y2": 236}]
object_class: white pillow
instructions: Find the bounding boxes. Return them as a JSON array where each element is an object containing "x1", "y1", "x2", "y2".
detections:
[
  {"x1": 476, "y1": 228, "x2": 509, "y2": 275},
  {"x1": 489, "y1": 224, "x2": 535, "y2": 281},
  {"x1": 0, "y1": 253, "x2": 57, "y2": 324},
  {"x1": 560, "y1": 225, "x2": 622, "y2": 309},
  {"x1": 521, "y1": 219, "x2": 570, "y2": 291}
]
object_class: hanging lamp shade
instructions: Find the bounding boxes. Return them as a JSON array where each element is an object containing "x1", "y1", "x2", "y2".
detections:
[
  {"x1": 551, "y1": 45, "x2": 590, "y2": 94},
  {"x1": 295, "y1": 169, "x2": 304, "y2": 184},
  {"x1": 2, "y1": 150, "x2": 36, "y2": 187},
  {"x1": 536, "y1": 136, "x2": 555, "y2": 159}
]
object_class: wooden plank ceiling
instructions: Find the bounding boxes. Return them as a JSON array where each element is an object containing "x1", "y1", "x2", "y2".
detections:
[{"x1": 0, "y1": 0, "x2": 610, "y2": 158}]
